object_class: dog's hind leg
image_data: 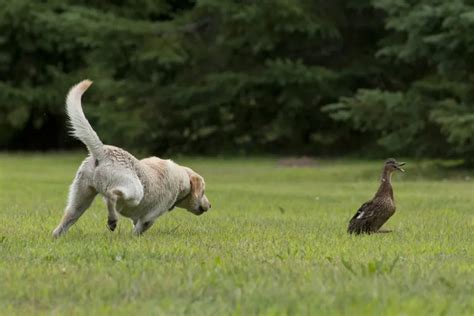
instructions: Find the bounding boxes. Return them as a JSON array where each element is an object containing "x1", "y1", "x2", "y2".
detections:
[
  {"x1": 105, "y1": 189, "x2": 121, "y2": 231},
  {"x1": 52, "y1": 174, "x2": 97, "y2": 238}
]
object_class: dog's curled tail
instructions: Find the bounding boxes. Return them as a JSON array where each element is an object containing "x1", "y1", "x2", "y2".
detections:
[{"x1": 66, "y1": 80, "x2": 104, "y2": 159}]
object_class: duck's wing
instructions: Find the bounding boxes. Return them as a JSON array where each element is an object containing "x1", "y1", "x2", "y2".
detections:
[
  {"x1": 347, "y1": 201, "x2": 377, "y2": 234},
  {"x1": 350, "y1": 201, "x2": 375, "y2": 221}
]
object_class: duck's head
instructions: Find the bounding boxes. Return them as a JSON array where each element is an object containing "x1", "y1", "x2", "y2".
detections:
[{"x1": 384, "y1": 158, "x2": 406, "y2": 173}]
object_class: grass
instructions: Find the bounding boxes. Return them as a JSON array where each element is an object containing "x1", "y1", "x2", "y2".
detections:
[{"x1": 0, "y1": 153, "x2": 472, "y2": 315}]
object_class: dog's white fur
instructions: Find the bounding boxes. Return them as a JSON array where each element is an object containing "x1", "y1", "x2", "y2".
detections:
[{"x1": 52, "y1": 80, "x2": 211, "y2": 237}]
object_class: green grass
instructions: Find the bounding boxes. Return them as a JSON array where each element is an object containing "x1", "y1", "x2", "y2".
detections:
[{"x1": 0, "y1": 153, "x2": 473, "y2": 315}]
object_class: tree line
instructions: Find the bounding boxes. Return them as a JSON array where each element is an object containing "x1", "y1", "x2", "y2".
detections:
[{"x1": 0, "y1": 0, "x2": 473, "y2": 164}]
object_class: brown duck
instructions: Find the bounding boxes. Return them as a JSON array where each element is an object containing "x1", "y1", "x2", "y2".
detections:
[{"x1": 348, "y1": 158, "x2": 406, "y2": 235}]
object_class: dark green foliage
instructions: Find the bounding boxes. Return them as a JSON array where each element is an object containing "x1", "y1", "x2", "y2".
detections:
[
  {"x1": 88, "y1": 0, "x2": 381, "y2": 155},
  {"x1": 324, "y1": 0, "x2": 474, "y2": 162},
  {"x1": 0, "y1": 0, "x2": 472, "y2": 162}
]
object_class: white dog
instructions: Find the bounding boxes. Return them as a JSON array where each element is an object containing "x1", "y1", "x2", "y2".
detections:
[{"x1": 52, "y1": 80, "x2": 211, "y2": 237}]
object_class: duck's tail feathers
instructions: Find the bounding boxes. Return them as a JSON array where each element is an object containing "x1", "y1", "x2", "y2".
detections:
[
  {"x1": 66, "y1": 80, "x2": 104, "y2": 159},
  {"x1": 347, "y1": 220, "x2": 374, "y2": 235}
]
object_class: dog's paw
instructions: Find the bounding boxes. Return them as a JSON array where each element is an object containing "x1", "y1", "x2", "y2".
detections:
[
  {"x1": 107, "y1": 219, "x2": 117, "y2": 232},
  {"x1": 52, "y1": 225, "x2": 66, "y2": 238}
]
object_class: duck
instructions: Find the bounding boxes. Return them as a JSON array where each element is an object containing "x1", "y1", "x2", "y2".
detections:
[{"x1": 347, "y1": 158, "x2": 406, "y2": 235}]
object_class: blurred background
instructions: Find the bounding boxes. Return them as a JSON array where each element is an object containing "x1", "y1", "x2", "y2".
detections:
[{"x1": 0, "y1": 0, "x2": 473, "y2": 164}]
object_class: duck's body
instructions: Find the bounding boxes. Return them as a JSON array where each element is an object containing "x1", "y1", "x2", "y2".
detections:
[{"x1": 348, "y1": 159, "x2": 405, "y2": 235}]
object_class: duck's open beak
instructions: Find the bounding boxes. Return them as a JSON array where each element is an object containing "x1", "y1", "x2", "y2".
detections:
[{"x1": 396, "y1": 162, "x2": 406, "y2": 172}]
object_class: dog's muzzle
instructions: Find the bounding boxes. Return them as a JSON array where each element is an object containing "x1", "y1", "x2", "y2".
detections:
[{"x1": 198, "y1": 204, "x2": 211, "y2": 215}]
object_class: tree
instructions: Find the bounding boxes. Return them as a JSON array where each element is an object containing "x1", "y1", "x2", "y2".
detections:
[
  {"x1": 324, "y1": 0, "x2": 474, "y2": 163},
  {"x1": 0, "y1": 0, "x2": 384, "y2": 155},
  {"x1": 92, "y1": 0, "x2": 383, "y2": 155}
]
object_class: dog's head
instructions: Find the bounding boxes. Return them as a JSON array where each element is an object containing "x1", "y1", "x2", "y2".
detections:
[{"x1": 177, "y1": 168, "x2": 211, "y2": 215}]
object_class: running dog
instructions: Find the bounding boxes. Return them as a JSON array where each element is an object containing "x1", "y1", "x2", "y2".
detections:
[{"x1": 52, "y1": 80, "x2": 211, "y2": 237}]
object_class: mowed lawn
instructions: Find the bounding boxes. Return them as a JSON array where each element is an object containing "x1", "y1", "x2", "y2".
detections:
[{"x1": 0, "y1": 153, "x2": 472, "y2": 315}]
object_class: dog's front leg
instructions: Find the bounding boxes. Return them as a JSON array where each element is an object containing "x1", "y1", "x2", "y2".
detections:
[
  {"x1": 132, "y1": 207, "x2": 169, "y2": 235},
  {"x1": 133, "y1": 219, "x2": 154, "y2": 235}
]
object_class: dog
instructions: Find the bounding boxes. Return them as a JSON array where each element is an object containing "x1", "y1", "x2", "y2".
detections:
[{"x1": 52, "y1": 80, "x2": 211, "y2": 237}]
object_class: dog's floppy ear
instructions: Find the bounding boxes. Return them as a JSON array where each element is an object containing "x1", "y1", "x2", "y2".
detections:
[{"x1": 189, "y1": 174, "x2": 204, "y2": 198}]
